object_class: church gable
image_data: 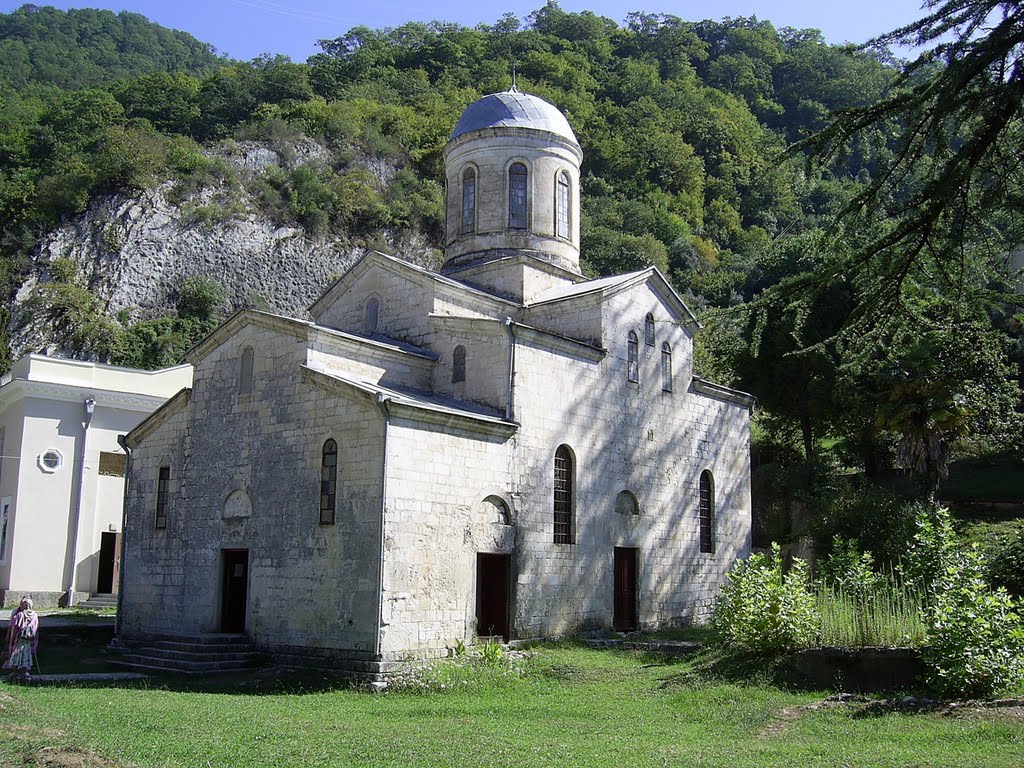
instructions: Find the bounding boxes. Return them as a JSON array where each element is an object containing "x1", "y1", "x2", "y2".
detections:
[{"x1": 310, "y1": 251, "x2": 516, "y2": 346}]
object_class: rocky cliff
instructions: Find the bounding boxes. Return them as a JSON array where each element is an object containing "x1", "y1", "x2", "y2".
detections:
[{"x1": 9, "y1": 139, "x2": 441, "y2": 360}]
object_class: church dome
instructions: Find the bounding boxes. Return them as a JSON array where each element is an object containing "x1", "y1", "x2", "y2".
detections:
[{"x1": 450, "y1": 88, "x2": 578, "y2": 145}]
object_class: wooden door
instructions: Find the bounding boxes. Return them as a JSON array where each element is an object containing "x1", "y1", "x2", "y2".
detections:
[
  {"x1": 221, "y1": 549, "x2": 249, "y2": 633},
  {"x1": 613, "y1": 547, "x2": 638, "y2": 631},
  {"x1": 476, "y1": 553, "x2": 511, "y2": 641}
]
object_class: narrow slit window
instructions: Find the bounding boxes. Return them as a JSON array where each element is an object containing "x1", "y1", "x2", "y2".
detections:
[
  {"x1": 156, "y1": 466, "x2": 170, "y2": 529},
  {"x1": 239, "y1": 346, "x2": 254, "y2": 395},
  {"x1": 661, "y1": 342, "x2": 673, "y2": 392},
  {"x1": 645, "y1": 313, "x2": 655, "y2": 346},
  {"x1": 365, "y1": 297, "x2": 379, "y2": 334},
  {"x1": 627, "y1": 331, "x2": 639, "y2": 383},
  {"x1": 452, "y1": 345, "x2": 466, "y2": 383},
  {"x1": 699, "y1": 470, "x2": 715, "y2": 554},
  {"x1": 553, "y1": 445, "x2": 574, "y2": 544},
  {"x1": 556, "y1": 170, "x2": 571, "y2": 239},
  {"x1": 508, "y1": 162, "x2": 528, "y2": 230},
  {"x1": 461, "y1": 167, "x2": 476, "y2": 235},
  {"x1": 320, "y1": 439, "x2": 338, "y2": 525}
]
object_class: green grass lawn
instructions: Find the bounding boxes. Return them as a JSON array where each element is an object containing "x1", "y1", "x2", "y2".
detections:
[{"x1": 0, "y1": 643, "x2": 1020, "y2": 768}]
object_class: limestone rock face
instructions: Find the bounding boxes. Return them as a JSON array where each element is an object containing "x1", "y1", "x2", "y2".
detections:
[{"x1": 10, "y1": 139, "x2": 441, "y2": 359}]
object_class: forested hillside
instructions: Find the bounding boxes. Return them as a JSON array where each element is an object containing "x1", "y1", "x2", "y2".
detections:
[
  {"x1": 0, "y1": 2, "x2": 1021, "y2": 540},
  {"x1": 0, "y1": 4, "x2": 223, "y2": 89}
]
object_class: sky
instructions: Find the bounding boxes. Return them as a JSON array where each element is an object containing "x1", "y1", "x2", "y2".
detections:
[{"x1": 0, "y1": 0, "x2": 930, "y2": 62}]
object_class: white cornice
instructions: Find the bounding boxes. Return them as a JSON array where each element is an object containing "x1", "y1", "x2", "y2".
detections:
[
  {"x1": 0, "y1": 378, "x2": 172, "y2": 413},
  {"x1": 511, "y1": 322, "x2": 606, "y2": 362},
  {"x1": 692, "y1": 377, "x2": 756, "y2": 410}
]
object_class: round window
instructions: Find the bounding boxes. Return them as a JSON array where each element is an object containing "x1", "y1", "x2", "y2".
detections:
[{"x1": 38, "y1": 449, "x2": 63, "y2": 473}]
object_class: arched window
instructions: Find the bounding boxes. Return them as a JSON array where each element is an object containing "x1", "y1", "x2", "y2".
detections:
[
  {"x1": 661, "y1": 342, "x2": 673, "y2": 392},
  {"x1": 699, "y1": 470, "x2": 715, "y2": 554},
  {"x1": 452, "y1": 345, "x2": 466, "y2": 383},
  {"x1": 645, "y1": 313, "x2": 656, "y2": 346},
  {"x1": 627, "y1": 331, "x2": 639, "y2": 383},
  {"x1": 461, "y1": 167, "x2": 476, "y2": 235},
  {"x1": 508, "y1": 162, "x2": 528, "y2": 229},
  {"x1": 239, "y1": 346, "x2": 254, "y2": 395},
  {"x1": 556, "y1": 170, "x2": 571, "y2": 239},
  {"x1": 553, "y1": 445, "x2": 574, "y2": 544},
  {"x1": 320, "y1": 439, "x2": 338, "y2": 525},
  {"x1": 615, "y1": 490, "x2": 639, "y2": 516},
  {"x1": 364, "y1": 297, "x2": 379, "y2": 334}
]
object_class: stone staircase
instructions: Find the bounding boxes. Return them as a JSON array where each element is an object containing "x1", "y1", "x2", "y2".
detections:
[
  {"x1": 77, "y1": 593, "x2": 118, "y2": 610},
  {"x1": 112, "y1": 634, "x2": 266, "y2": 675}
]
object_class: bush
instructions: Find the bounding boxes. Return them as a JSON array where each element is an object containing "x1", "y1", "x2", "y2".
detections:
[
  {"x1": 816, "y1": 536, "x2": 881, "y2": 599},
  {"x1": 176, "y1": 275, "x2": 226, "y2": 323},
  {"x1": 899, "y1": 505, "x2": 1024, "y2": 697},
  {"x1": 921, "y1": 546, "x2": 1024, "y2": 698},
  {"x1": 988, "y1": 528, "x2": 1024, "y2": 598},
  {"x1": 712, "y1": 543, "x2": 819, "y2": 653}
]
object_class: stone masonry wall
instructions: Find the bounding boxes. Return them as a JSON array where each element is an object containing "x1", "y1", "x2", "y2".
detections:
[
  {"x1": 121, "y1": 322, "x2": 386, "y2": 654},
  {"x1": 378, "y1": 416, "x2": 515, "y2": 658},
  {"x1": 508, "y1": 282, "x2": 750, "y2": 637}
]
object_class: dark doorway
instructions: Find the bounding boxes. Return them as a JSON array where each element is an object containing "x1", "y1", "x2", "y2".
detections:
[
  {"x1": 96, "y1": 531, "x2": 121, "y2": 594},
  {"x1": 476, "y1": 553, "x2": 511, "y2": 641},
  {"x1": 221, "y1": 549, "x2": 249, "y2": 633},
  {"x1": 613, "y1": 547, "x2": 638, "y2": 631}
]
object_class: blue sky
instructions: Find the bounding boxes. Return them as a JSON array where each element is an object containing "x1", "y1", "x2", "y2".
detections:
[{"x1": 1, "y1": 1, "x2": 929, "y2": 62}]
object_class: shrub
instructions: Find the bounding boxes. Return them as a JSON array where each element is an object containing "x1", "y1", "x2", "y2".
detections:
[
  {"x1": 897, "y1": 505, "x2": 1024, "y2": 697},
  {"x1": 817, "y1": 536, "x2": 881, "y2": 599},
  {"x1": 176, "y1": 275, "x2": 226, "y2": 323},
  {"x1": 712, "y1": 543, "x2": 818, "y2": 653},
  {"x1": 921, "y1": 546, "x2": 1024, "y2": 698},
  {"x1": 988, "y1": 528, "x2": 1024, "y2": 598}
]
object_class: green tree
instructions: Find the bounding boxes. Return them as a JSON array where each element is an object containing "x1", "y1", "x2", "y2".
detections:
[{"x1": 798, "y1": 1, "x2": 1024, "y2": 316}]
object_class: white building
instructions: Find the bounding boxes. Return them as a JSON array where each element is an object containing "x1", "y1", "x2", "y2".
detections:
[
  {"x1": 118, "y1": 89, "x2": 753, "y2": 672},
  {"x1": 0, "y1": 354, "x2": 192, "y2": 607}
]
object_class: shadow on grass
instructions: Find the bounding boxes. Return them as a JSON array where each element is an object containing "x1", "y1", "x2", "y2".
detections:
[{"x1": 27, "y1": 666, "x2": 376, "y2": 696}]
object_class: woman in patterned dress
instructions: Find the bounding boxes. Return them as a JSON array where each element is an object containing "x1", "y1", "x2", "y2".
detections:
[{"x1": 3, "y1": 596, "x2": 38, "y2": 682}]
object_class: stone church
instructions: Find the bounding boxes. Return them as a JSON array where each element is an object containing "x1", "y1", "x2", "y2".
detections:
[{"x1": 117, "y1": 88, "x2": 753, "y2": 671}]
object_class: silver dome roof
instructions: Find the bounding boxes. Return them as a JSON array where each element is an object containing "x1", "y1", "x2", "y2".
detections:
[{"x1": 450, "y1": 88, "x2": 578, "y2": 143}]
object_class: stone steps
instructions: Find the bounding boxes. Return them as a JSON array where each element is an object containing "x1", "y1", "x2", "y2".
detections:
[
  {"x1": 78, "y1": 593, "x2": 118, "y2": 610},
  {"x1": 112, "y1": 633, "x2": 266, "y2": 676}
]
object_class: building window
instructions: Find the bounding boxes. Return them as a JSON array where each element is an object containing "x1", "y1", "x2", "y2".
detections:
[
  {"x1": 615, "y1": 490, "x2": 639, "y2": 516},
  {"x1": 556, "y1": 170, "x2": 571, "y2": 239},
  {"x1": 365, "y1": 297, "x2": 380, "y2": 334},
  {"x1": 0, "y1": 497, "x2": 11, "y2": 564},
  {"x1": 461, "y1": 167, "x2": 476, "y2": 235},
  {"x1": 661, "y1": 342, "x2": 673, "y2": 392},
  {"x1": 452, "y1": 345, "x2": 466, "y2": 383},
  {"x1": 239, "y1": 346, "x2": 254, "y2": 395},
  {"x1": 320, "y1": 439, "x2": 338, "y2": 525},
  {"x1": 627, "y1": 331, "x2": 639, "y2": 383},
  {"x1": 156, "y1": 466, "x2": 170, "y2": 529},
  {"x1": 553, "y1": 445, "x2": 574, "y2": 544},
  {"x1": 699, "y1": 470, "x2": 715, "y2": 554},
  {"x1": 99, "y1": 451, "x2": 126, "y2": 477},
  {"x1": 508, "y1": 162, "x2": 528, "y2": 230},
  {"x1": 38, "y1": 448, "x2": 63, "y2": 473},
  {"x1": 645, "y1": 313, "x2": 655, "y2": 346}
]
